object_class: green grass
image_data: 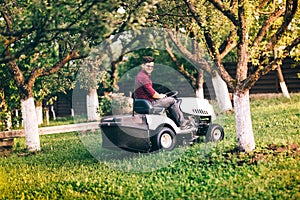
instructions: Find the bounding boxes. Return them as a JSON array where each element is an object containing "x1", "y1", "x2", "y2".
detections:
[
  {"x1": 39, "y1": 116, "x2": 88, "y2": 127},
  {"x1": 0, "y1": 93, "x2": 299, "y2": 199}
]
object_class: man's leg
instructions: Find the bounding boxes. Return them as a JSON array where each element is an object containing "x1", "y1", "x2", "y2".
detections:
[
  {"x1": 152, "y1": 97, "x2": 174, "y2": 108},
  {"x1": 169, "y1": 101, "x2": 185, "y2": 126},
  {"x1": 153, "y1": 97, "x2": 185, "y2": 126}
]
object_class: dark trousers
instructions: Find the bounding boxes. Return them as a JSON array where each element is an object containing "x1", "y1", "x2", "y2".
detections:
[{"x1": 152, "y1": 97, "x2": 184, "y2": 126}]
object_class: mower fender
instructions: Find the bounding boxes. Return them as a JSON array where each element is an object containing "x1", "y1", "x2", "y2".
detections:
[{"x1": 145, "y1": 115, "x2": 179, "y2": 132}]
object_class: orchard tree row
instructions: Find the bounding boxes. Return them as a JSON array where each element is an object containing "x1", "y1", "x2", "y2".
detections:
[{"x1": 0, "y1": 0, "x2": 299, "y2": 152}]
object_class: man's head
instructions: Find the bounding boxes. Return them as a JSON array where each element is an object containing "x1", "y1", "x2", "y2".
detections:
[{"x1": 142, "y1": 56, "x2": 155, "y2": 74}]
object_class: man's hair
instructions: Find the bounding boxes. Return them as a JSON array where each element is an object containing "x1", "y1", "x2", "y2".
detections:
[{"x1": 143, "y1": 56, "x2": 155, "y2": 63}]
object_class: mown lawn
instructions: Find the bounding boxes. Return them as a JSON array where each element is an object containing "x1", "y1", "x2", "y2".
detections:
[{"x1": 0, "y1": 93, "x2": 299, "y2": 199}]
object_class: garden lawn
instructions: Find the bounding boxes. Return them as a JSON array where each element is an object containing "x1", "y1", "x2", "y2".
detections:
[{"x1": 0, "y1": 93, "x2": 299, "y2": 199}]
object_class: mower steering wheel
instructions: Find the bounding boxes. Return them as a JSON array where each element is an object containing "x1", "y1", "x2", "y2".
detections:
[{"x1": 164, "y1": 91, "x2": 178, "y2": 97}]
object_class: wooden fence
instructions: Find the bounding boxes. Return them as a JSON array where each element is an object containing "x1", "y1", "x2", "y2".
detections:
[
  {"x1": 224, "y1": 59, "x2": 300, "y2": 94},
  {"x1": 0, "y1": 122, "x2": 100, "y2": 156}
]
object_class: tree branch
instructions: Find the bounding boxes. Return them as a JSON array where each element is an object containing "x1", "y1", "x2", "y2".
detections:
[
  {"x1": 164, "y1": 32, "x2": 198, "y2": 88},
  {"x1": 1, "y1": 31, "x2": 44, "y2": 64},
  {"x1": 286, "y1": 36, "x2": 300, "y2": 53},
  {"x1": 43, "y1": 50, "x2": 83, "y2": 76},
  {"x1": 183, "y1": 0, "x2": 235, "y2": 89},
  {"x1": 207, "y1": 0, "x2": 239, "y2": 26},
  {"x1": 236, "y1": 0, "x2": 249, "y2": 87},
  {"x1": 66, "y1": 0, "x2": 97, "y2": 31},
  {"x1": 230, "y1": 0, "x2": 238, "y2": 8},
  {"x1": 166, "y1": 29, "x2": 212, "y2": 75},
  {"x1": 251, "y1": 7, "x2": 285, "y2": 47},
  {"x1": 27, "y1": 48, "x2": 83, "y2": 90},
  {"x1": 182, "y1": 0, "x2": 215, "y2": 56},
  {"x1": 257, "y1": 0, "x2": 270, "y2": 9},
  {"x1": 265, "y1": 0, "x2": 298, "y2": 51},
  {"x1": 110, "y1": 0, "x2": 148, "y2": 36},
  {"x1": 243, "y1": 36, "x2": 300, "y2": 91},
  {"x1": 219, "y1": 30, "x2": 237, "y2": 59}
]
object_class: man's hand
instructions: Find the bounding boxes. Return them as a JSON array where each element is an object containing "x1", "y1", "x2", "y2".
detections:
[
  {"x1": 158, "y1": 93, "x2": 167, "y2": 98},
  {"x1": 153, "y1": 92, "x2": 167, "y2": 99}
]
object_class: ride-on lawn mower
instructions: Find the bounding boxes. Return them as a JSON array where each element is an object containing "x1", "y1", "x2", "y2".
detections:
[{"x1": 100, "y1": 91, "x2": 224, "y2": 152}]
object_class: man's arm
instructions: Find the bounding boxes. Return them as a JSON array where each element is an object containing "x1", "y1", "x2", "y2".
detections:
[{"x1": 143, "y1": 83, "x2": 166, "y2": 99}]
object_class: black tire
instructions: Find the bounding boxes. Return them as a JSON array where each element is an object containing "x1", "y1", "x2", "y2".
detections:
[
  {"x1": 206, "y1": 124, "x2": 224, "y2": 142},
  {"x1": 154, "y1": 127, "x2": 177, "y2": 151}
]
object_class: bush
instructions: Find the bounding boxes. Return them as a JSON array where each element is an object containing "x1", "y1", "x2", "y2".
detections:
[
  {"x1": 111, "y1": 93, "x2": 133, "y2": 115},
  {"x1": 98, "y1": 93, "x2": 133, "y2": 116}
]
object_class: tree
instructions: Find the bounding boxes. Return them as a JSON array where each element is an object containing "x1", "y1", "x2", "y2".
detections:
[
  {"x1": 0, "y1": 0, "x2": 120, "y2": 151},
  {"x1": 181, "y1": 0, "x2": 300, "y2": 152},
  {"x1": 74, "y1": 0, "x2": 162, "y2": 121},
  {"x1": 1, "y1": 0, "x2": 164, "y2": 151},
  {"x1": 165, "y1": 29, "x2": 233, "y2": 111},
  {"x1": 0, "y1": 65, "x2": 20, "y2": 130},
  {"x1": 33, "y1": 63, "x2": 79, "y2": 124},
  {"x1": 143, "y1": 0, "x2": 233, "y2": 111}
]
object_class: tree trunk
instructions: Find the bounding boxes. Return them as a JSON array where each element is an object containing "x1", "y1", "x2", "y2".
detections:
[
  {"x1": 274, "y1": 48, "x2": 290, "y2": 98},
  {"x1": 233, "y1": 1, "x2": 255, "y2": 152},
  {"x1": 212, "y1": 72, "x2": 233, "y2": 112},
  {"x1": 277, "y1": 65, "x2": 290, "y2": 98},
  {"x1": 233, "y1": 91, "x2": 255, "y2": 152},
  {"x1": 196, "y1": 87, "x2": 204, "y2": 99},
  {"x1": 14, "y1": 109, "x2": 20, "y2": 128},
  {"x1": 21, "y1": 97, "x2": 40, "y2": 152},
  {"x1": 5, "y1": 111, "x2": 12, "y2": 131},
  {"x1": 45, "y1": 108, "x2": 50, "y2": 125},
  {"x1": 50, "y1": 106, "x2": 56, "y2": 120},
  {"x1": 196, "y1": 69, "x2": 204, "y2": 99},
  {"x1": 86, "y1": 88, "x2": 100, "y2": 121},
  {"x1": 0, "y1": 93, "x2": 11, "y2": 130},
  {"x1": 71, "y1": 108, "x2": 74, "y2": 117},
  {"x1": 35, "y1": 101, "x2": 43, "y2": 125},
  {"x1": 279, "y1": 81, "x2": 290, "y2": 98}
]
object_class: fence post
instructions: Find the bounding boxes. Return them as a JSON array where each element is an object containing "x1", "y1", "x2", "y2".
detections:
[{"x1": 0, "y1": 138, "x2": 14, "y2": 156}]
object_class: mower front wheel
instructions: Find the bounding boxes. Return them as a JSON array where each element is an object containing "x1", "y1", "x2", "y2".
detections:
[
  {"x1": 206, "y1": 124, "x2": 224, "y2": 142},
  {"x1": 154, "y1": 127, "x2": 177, "y2": 151}
]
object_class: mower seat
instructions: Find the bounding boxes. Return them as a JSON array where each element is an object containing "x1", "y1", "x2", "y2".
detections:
[{"x1": 134, "y1": 99, "x2": 165, "y2": 114}]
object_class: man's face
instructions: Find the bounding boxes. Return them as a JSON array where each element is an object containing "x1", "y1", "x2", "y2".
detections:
[{"x1": 142, "y1": 62, "x2": 154, "y2": 74}]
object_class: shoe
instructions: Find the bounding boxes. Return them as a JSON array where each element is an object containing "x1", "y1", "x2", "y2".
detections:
[{"x1": 180, "y1": 118, "x2": 193, "y2": 130}]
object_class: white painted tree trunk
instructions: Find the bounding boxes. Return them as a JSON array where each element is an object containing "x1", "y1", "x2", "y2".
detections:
[
  {"x1": 21, "y1": 97, "x2": 40, "y2": 152},
  {"x1": 5, "y1": 111, "x2": 12, "y2": 131},
  {"x1": 195, "y1": 87, "x2": 204, "y2": 99},
  {"x1": 212, "y1": 73, "x2": 233, "y2": 112},
  {"x1": 15, "y1": 109, "x2": 20, "y2": 128},
  {"x1": 280, "y1": 81, "x2": 291, "y2": 99},
  {"x1": 233, "y1": 91, "x2": 255, "y2": 152},
  {"x1": 36, "y1": 105, "x2": 43, "y2": 125},
  {"x1": 86, "y1": 88, "x2": 100, "y2": 121},
  {"x1": 71, "y1": 108, "x2": 74, "y2": 117},
  {"x1": 196, "y1": 69, "x2": 204, "y2": 99},
  {"x1": 50, "y1": 106, "x2": 56, "y2": 120},
  {"x1": 45, "y1": 108, "x2": 50, "y2": 125},
  {"x1": 275, "y1": 49, "x2": 290, "y2": 99}
]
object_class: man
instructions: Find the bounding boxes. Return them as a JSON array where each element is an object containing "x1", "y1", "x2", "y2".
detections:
[{"x1": 134, "y1": 56, "x2": 190, "y2": 128}]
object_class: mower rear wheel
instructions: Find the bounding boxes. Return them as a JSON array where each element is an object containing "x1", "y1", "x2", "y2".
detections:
[
  {"x1": 206, "y1": 124, "x2": 224, "y2": 142},
  {"x1": 155, "y1": 127, "x2": 177, "y2": 151}
]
